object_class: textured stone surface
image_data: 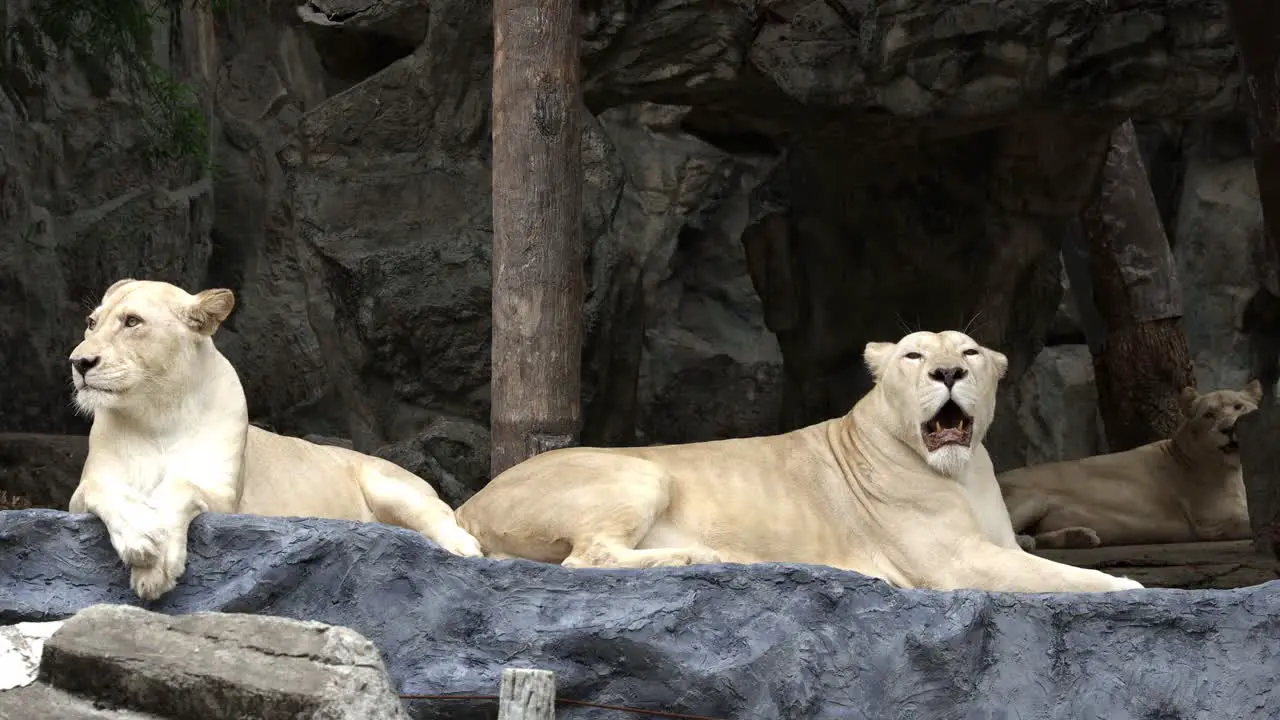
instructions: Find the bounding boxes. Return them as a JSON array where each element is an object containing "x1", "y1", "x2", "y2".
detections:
[
  {"x1": 0, "y1": 604, "x2": 408, "y2": 719},
  {"x1": 1, "y1": 510, "x2": 1278, "y2": 719}
]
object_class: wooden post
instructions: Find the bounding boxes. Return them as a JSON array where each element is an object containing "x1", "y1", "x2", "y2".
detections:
[
  {"x1": 489, "y1": 0, "x2": 584, "y2": 477},
  {"x1": 1080, "y1": 119, "x2": 1197, "y2": 452},
  {"x1": 498, "y1": 668, "x2": 556, "y2": 720}
]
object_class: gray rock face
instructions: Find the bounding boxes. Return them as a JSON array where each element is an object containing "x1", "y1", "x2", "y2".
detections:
[
  {"x1": 0, "y1": 604, "x2": 409, "y2": 719},
  {"x1": 1, "y1": 510, "x2": 1277, "y2": 719},
  {"x1": 0, "y1": 3, "x2": 216, "y2": 435},
  {"x1": 1175, "y1": 119, "x2": 1266, "y2": 392},
  {"x1": 0, "y1": 0, "x2": 1249, "y2": 455},
  {"x1": 995, "y1": 344, "x2": 1107, "y2": 471}
]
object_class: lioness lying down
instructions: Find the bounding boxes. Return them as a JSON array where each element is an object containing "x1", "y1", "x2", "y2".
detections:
[
  {"x1": 1000, "y1": 381, "x2": 1260, "y2": 550},
  {"x1": 68, "y1": 279, "x2": 482, "y2": 601},
  {"x1": 457, "y1": 331, "x2": 1141, "y2": 593}
]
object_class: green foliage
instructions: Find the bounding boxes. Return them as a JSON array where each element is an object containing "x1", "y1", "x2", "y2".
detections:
[{"x1": 2, "y1": 0, "x2": 231, "y2": 167}]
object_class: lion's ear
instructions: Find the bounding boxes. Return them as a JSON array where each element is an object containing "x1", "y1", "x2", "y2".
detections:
[
  {"x1": 864, "y1": 342, "x2": 895, "y2": 382},
  {"x1": 988, "y1": 349, "x2": 1009, "y2": 380},
  {"x1": 1244, "y1": 378, "x2": 1264, "y2": 403},
  {"x1": 102, "y1": 278, "x2": 136, "y2": 302},
  {"x1": 1179, "y1": 386, "x2": 1199, "y2": 417},
  {"x1": 187, "y1": 288, "x2": 235, "y2": 336}
]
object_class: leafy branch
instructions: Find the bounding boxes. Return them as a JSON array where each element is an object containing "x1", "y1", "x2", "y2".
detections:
[{"x1": 1, "y1": 0, "x2": 233, "y2": 167}]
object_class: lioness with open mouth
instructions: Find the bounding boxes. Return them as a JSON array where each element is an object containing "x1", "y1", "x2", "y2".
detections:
[
  {"x1": 457, "y1": 330, "x2": 1141, "y2": 593},
  {"x1": 1000, "y1": 381, "x2": 1260, "y2": 549},
  {"x1": 68, "y1": 279, "x2": 483, "y2": 601}
]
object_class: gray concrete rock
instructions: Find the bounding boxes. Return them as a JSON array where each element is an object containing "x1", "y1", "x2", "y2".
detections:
[
  {"x1": 0, "y1": 604, "x2": 408, "y2": 719},
  {"x1": 1, "y1": 510, "x2": 1278, "y2": 719}
]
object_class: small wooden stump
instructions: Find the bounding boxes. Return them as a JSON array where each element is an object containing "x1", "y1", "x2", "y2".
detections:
[{"x1": 498, "y1": 668, "x2": 556, "y2": 720}]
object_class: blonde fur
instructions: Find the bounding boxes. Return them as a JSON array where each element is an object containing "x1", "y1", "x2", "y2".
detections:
[
  {"x1": 456, "y1": 331, "x2": 1142, "y2": 593},
  {"x1": 1000, "y1": 381, "x2": 1261, "y2": 549},
  {"x1": 68, "y1": 279, "x2": 481, "y2": 601}
]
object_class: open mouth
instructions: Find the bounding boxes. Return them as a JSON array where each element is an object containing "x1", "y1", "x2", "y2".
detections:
[
  {"x1": 921, "y1": 400, "x2": 973, "y2": 452},
  {"x1": 1221, "y1": 440, "x2": 1240, "y2": 453}
]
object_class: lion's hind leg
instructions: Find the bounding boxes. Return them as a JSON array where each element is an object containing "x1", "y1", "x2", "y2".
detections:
[{"x1": 554, "y1": 470, "x2": 722, "y2": 570}]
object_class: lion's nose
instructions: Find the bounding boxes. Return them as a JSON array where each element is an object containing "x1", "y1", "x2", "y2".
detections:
[
  {"x1": 1223, "y1": 424, "x2": 1237, "y2": 440},
  {"x1": 929, "y1": 366, "x2": 967, "y2": 388},
  {"x1": 70, "y1": 355, "x2": 101, "y2": 376}
]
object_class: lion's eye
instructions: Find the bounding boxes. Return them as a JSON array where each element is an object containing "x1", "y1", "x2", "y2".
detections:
[
  {"x1": 123, "y1": 314, "x2": 143, "y2": 328},
  {"x1": 904, "y1": 352, "x2": 923, "y2": 360},
  {"x1": 85, "y1": 316, "x2": 96, "y2": 330},
  {"x1": 1234, "y1": 403, "x2": 1244, "y2": 411},
  {"x1": 962, "y1": 348, "x2": 980, "y2": 356}
]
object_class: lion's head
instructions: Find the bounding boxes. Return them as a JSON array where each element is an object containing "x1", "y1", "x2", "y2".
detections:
[
  {"x1": 69, "y1": 279, "x2": 235, "y2": 416},
  {"x1": 863, "y1": 330, "x2": 1008, "y2": 476},
  {"x1": 1177, "y1": 380, "x2": 1263, "y2": 463}
]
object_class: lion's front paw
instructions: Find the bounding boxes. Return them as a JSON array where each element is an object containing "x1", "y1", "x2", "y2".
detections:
[
  {"x1": 1061, "y1": 526, "x2": 1102, "y2": 549},
  {"x1": 435, "y1": 526, "x2": 484, "y2": 558},
  {"x1": 130, "y1": 563, "x2": 178, "y2": 601},
  {"x1": 109, "y1": 518, "x2": 168, "y2": 568},
  {"x1": 1109, "y1": 575, "x2": 1144, "y2": 591}
]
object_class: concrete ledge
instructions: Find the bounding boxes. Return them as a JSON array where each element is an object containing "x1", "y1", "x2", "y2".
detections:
[{"x1": 0, "y1": 604, "x2": 408, "y2": 720}]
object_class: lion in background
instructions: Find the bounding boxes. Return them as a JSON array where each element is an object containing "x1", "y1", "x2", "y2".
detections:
[
  {"x1": 68, "y1": 279, "x2": 482, "y2": 601},
  {"x1": 456, "y1": 331, "x2": 1142, "y2": 593},
  {"x1": 999, "y1": 381, "x2": 1260, "y2": 550}
]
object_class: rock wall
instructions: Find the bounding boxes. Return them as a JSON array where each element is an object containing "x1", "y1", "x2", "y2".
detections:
[{"x1": 0, "y1": 0, "x2": 1254, "y2": 477}]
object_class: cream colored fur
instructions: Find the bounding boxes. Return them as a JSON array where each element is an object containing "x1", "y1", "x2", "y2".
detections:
[
  {"x1": 456, "y1": 331, "x2": 1142, "y2": 593},
  {"x1": 68, "y1": 279, "x2": 482, "y2": 601},
  {"x1": 1000, "y1": 381, "x2": 1260, "y2": 550}
]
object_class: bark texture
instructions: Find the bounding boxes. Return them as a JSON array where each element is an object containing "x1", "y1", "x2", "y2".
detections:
[
  {"x1": 490, "y1": 0, "x2": 584, "y2": 477},
  {"x1": 1081, "y1": 120, "x2": 1196, "y2": 452}
]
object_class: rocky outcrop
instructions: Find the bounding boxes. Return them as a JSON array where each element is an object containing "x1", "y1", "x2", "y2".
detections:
[
  {"x1": 2, "y1": 510, "x2": 1278, "y2": 719},
  {"x1": 0, "y1": 0, "x2": 1250, "y2": 457},
  {"x1": 0, "y1": 604, "x2": 408, "y2": 719},
  {"x1": 0, "y1": 3, "x2": 217, "y2": 436}
]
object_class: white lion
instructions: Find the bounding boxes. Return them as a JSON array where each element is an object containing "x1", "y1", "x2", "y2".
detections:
[
  {"x1": 456, "y1": 331, "x2": 1142, "y2": 593},
  {"x1": 68, "y1": 279, "x2": 482, "y2": 601},
  {"x1": 1000, "y1": 381, "x2": 1260, "y2": 549}
]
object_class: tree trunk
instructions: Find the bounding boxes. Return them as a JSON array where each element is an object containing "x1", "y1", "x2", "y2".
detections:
[
  {"x1": 489, "y1": 0, "x2": 584, "y2": 478},
  {"x1": 1080, "y1": 119, "x2": 1196, "y2": 453},
  {"x1": 1224, "y1": 0, "x2": 1280, "y2": 298}
]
